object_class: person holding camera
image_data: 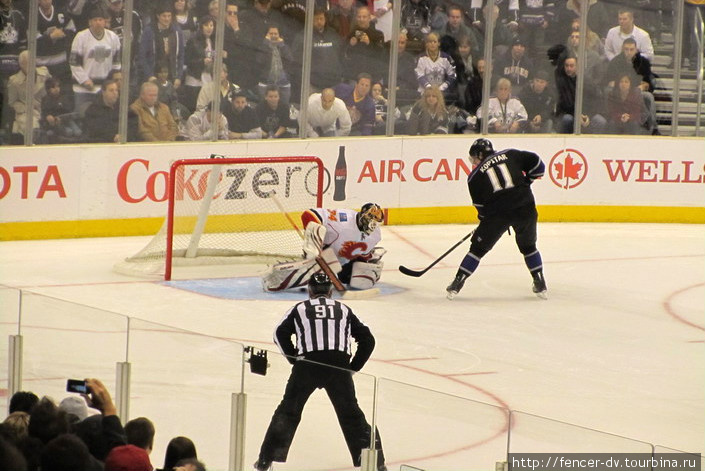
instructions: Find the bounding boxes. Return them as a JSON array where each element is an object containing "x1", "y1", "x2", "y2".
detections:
[{"x1": 254, "y1": 273, "x2": 386, "y2": 471}]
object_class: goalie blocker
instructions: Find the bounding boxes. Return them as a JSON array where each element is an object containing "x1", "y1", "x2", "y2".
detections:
[{"x1": 262, "y1": 205, "x2": 385, "y2": 291}]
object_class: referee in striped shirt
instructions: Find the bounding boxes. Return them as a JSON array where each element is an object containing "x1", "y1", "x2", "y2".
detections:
[{"x1": 254, "y1": 273, "x2": 386, "y2": 471}]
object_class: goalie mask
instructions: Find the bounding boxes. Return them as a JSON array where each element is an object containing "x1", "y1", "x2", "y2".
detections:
[
  {"x1": 308, "y1": 272, "x2": 333, "y2": 297},
  {"x1": 357, "y1": 203, "x2": 384, "y2": 236}
]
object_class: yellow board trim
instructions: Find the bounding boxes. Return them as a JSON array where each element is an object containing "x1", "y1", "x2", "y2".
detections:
[{"x1": 1, "y1": 205, "x2": 703, "y2": 241}]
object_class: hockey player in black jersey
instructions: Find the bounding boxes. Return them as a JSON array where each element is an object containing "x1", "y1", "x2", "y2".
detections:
[
  {"x1": 447, "y1": 138, "x2": 547, "y2": 300},
  {"x1": 254, "y1": 273, "x2": 386, "y2": 471}
]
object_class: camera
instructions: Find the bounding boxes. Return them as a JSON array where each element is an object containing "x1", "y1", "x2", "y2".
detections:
[
  {"x1": 66, "y1": 379, "x2": 89, "y2": 394},
  {"x1": 355, "y1": 30, "x2": 363, "y2": 39},
  {"x1": 245, "y1": 347, "x2": 269, "y2": 376}
]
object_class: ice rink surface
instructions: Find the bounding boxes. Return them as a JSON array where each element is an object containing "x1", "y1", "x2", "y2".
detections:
[{"x1": 1, "y1": 222, "x2": 703, "y2": 469}]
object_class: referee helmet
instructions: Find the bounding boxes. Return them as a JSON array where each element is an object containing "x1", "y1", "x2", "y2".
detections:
[{"x1": 308, "y1": 273, "x2": 333, "y2": 297}]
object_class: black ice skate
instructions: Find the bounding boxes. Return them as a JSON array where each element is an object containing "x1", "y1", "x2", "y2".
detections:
[
  {"x1": 253, "y1": 459, "x2": 272, "y2": 471},
  {"x1": 446, "y1": 273, "x2": 468, "y2": 300},
  {"x1": 532, "y1": 271, "x2": 548, "y2": 299}
]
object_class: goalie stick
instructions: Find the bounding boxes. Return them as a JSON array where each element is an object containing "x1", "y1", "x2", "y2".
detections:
[{"x1": 398, "y1": 229, "x2": 475, "y2": 277}]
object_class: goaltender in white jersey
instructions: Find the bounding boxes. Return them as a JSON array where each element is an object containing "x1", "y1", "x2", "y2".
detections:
[{"x1": 262, "y1": 203, "x2": 385, "y2": 291}]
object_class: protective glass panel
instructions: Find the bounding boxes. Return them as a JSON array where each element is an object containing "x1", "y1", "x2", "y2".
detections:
[
  {"x1": 508, "y1": 410, "x2": 653, "y2": 453},
  {"x1": 376, "y1": 377, "x2": 509, "y2": 470},
  {"x1": 17, "y1": 292, "x2": 128, "y2": 402},
  {"x1": 127, "y1": 317, "x2": 244, "y2": 471}
]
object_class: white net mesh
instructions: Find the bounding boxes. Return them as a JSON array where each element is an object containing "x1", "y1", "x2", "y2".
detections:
[{"x1": 115, "y1": 157, "x2": 323, "y2": 278}]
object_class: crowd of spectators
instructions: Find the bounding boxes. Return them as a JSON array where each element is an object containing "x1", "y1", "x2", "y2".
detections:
[
  {"x1": 0, "y1": 382, "x2": 207, "y2": 471},
  {"x1": 1, "y1": 0, "x2": 687, "y2": 144}
]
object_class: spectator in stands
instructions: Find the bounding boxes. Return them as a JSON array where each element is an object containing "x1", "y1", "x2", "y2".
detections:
[
  {"x1": 518, "y1": 69, "x2": 555, "y2": 133},
  {"x1": 604, "y1": 36, "x2": 657, "y2": 133},
  {"x1": 415, "y1": 32, "x2": 457, "y2": 103},
  {"x1": 73, "y1": 378, "x2": 128, "y2": 462},
  {"x1": 301, "y1": 88, "x2": 352, "y2": 137},
  {"x1": 554, "y1": 54, "x2": 606, "y2": 134},
  {"x1": 106, "y1": 0, "x2": 143, "y2": 64},
  {"x1": 606, "y1": 73, "x2": 645, "y2": 135},
  {"x1": 105, "y1": 444, "x2": 153, "y2": 471},
  {"x1": 196, "y1": 62, "x2": 242, "y2": 112},
  {"x1": 36, "y1": 0, "x2": 76, "y2": 97},
  {"x1": 276, "y1": 0, "x2": 307, "y2": 42},
  {"x1": 604, "y1": 8, "x2": 654, "y2": 61},
  {"x1": 394, "y1": 30, "x2": 421, "y2": 106},
  {"x1": 462, "y1": 57, "x2": 485, "y2": 120},
  {"x1": 130, "y1": 81, "x2": 179, "y2": 141},
  {"x1": 182, "y1": 15, "x2": 217, "y2": 113},
  {"x1": 255, "y1": 24, "x2": 294, "y2": 105},
  {"x1": 566, "y1": 18, "x2": 605, "y2": 57},
  {"x1": 371, "y1": 82, "x2": 399, "y2": 134},
  {"x1": 292, "y1": 8, "x2": 342, "y2": 93},
  {"x1": 223, "y1": 1, "x2": 254, "y2": 92},
  {"x1": 160, "y1": 436, "x2": 198, "y2": 471},
  {"x1": 41, "y1": 77, "x2": 82, "y2": 142},
  {"x1": 223, "y1": 92, "x2": 263, "y2": 139},
  {"x1": 173, "y1": 0, "x2": 198, "y2": 43},
  {"x1": 69, "y1": 4, "x2": 122, "y2": 116},
  {"x1": 58, "y1": 395, "x2": 95, "y2": 426},
  {"x1": 0, "y1": 0, "x2": 27, "y2": 89},
  {"x1": 604, "y1": 37, "x2": 655, "y2": 93},
  {"x1": 255, "y1": 86, "x2": 294, "y2": 138},
  {"x1": 124, "y1": 417, "x2": 155, "y2": 456},
  {"x1": 494, "y1": 37, "x2": 534, "y2": 88},
  {"x1": 565, "y1": 29, "x2": 607, "y2": 83},
  {"x1": 400, "y1": 0, "x2": 432, "y2": 54},
  {"x1": 182, "y1": 102, "x2": 229, "y2": 140},
  {"x1": 239, "y1": 0, "x2": 283, "y2": 50},
  {"x1": 436, "y1": 4, "x2": 482, "y2": 54},
  {"x1": 83, "y1": 79, "x2": 131, "y2": 142},
  {"x1": 40, "y1": 433, "x2": 95, "y2": 471},
  {"x1": 9, "y1": 391, "x2": 39, "y2": 414},
  {"x1": 326, "y1": 0, "x2": 356, "y2": 41},
  {"x1": 477, "y1": 77, "x2": 527, "y2": 133},
  {"x1": 406, "y1": 85, "x2": 450, "y2": 135},
  {"x1": 7, "y1": 50, "x2": 50, "y2": 144},
  {"x1": 1, "y1": 411, "x2": 30, "y2": 445},
  {"x1": 683, "y1": 0, "x2": 705, "y2": 70},
  {"x1": 0, "y1": 436, "x2": 27, "y2": 471},
  {"x1": 516, "y1": 0, "x2": 554, "y2": 58},
  {"x1": 139, "y1": 1, "x2": 185, "y2": 92},
  {"x1": 469, "y1": 2, "x2": 516, "y2": 57},
  {"x1": 334, "y1": 73, "x2": 375, "y2": 135},
  {"x1": 343, "y1": 6, "x2": 386, "y2": 83},
  {"x1": 154, "y1": 63, "x2": 189, "y2": 128}
]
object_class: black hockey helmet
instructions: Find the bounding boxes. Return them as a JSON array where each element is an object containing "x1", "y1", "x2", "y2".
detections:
[
  {"x1": 357, "y1": 203, "x2": 384, "y2": 236},
  {"x1": 308, "y1": 272, "x2": 333, "y2": 297},
  {"x1": 469, "y1": 138, "x2": 494, "y2": 159}
]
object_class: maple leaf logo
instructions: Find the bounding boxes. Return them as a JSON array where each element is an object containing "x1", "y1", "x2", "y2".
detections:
[{"x1": 549, "y1": 149, "x2": 589, "y2": 189}]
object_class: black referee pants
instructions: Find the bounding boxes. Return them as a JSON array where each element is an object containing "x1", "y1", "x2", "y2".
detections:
[{"x1": 258, "y1": 357, "x2": 385, "y2": 467}]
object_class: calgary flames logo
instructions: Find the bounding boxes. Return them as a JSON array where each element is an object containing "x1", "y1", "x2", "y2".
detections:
[
  {"x1": 339, "y1": 241, "x2": 369, "y2": 260},
  {"x1": 549, "y1": 148, "x2": 588, "y2": 189}
]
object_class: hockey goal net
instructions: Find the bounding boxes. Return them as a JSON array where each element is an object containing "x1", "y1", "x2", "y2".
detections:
[{"x1": 115, "y1": 156, "x2": 324, "y2": 280}]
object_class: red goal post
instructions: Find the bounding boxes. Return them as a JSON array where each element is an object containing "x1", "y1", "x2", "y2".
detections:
[{"x1": 115, "y1": 156, "x2": 324, "y2": 280}]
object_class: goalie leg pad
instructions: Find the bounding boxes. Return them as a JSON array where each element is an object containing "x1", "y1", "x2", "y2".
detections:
[
  {"x1": 262, "y1": 258, "x2": 318, "y2": 291},
  {"x1": 262, "y1": 248, "x2": 342, "y2": 292},
  {"x1": 349, "y1": 260, "x2": 384, "y2": 290}
]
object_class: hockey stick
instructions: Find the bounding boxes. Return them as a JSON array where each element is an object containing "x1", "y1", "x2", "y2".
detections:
[{"x1": 398, "y1": 229, "x2": 475, "y2": 277}]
